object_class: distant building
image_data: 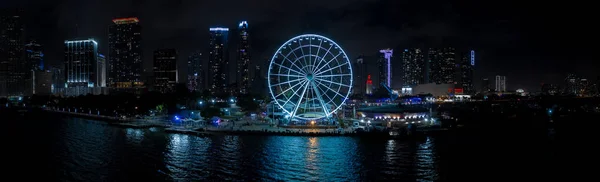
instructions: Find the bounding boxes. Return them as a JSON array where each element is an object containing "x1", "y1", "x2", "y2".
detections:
[
  {"x1": 24, "y1": 40, "x2": 44, "y2": 95},
  {"x1": 459, "y1": 50, "x2": 474, "y2": 94},
  {"x1": 49, "y1": 66, "x2": 64, "y2": 94},
  {"x1": 541, "y1": 83, "x2": 559, "y2": 95},
  {"x1": 412, "y1": 83, "x2": 455, "y2": 97},
  {"x1": 208, "y1": 27, "x2": 229, "y2": 94},
  {"x1": 481, "y1": 78, "x2": 491, "y2": 93},
  {"x1": 353, "y1": 56, "x2": 366, "y2": 95},
  {"x1": 495, "y1": 75, "x2": 506, "y2": 92},
  {"x1": 401, "y1": 48, "x2": 425, "y2": 86},
  {"x1": 366, "y1": 74, "x2": 373, "y2": 95},
  {"x1": 34, "y1": 70, "x2": 52, "y2": 95},
  {"x1": 378, "y1": 49, "x2": 393, "y2": 87},
  {"x1": 64, "y1": 39, "x2": 101, "y2": 96},
  {"x1": 97, "y1": 54, "x2": 106, "y2": 87},
  {"x1": 153, "y1": 49, "x2": 178, "y2": 93},
  {"x1": 0, "y1": 9, "x2": 25, "y2": 97},
  {"x1": 237, "y1": 21, "x2": 250, "y2": 94},
  {"x1": 428, "y1": 47, "x2": 456, "y2": 84},
  {"x1": 187, "y1": 51, "x2": 202, "y2": 92},
  {"x1": 108, "y1": 17, "x2": 143, "y2": 89}
]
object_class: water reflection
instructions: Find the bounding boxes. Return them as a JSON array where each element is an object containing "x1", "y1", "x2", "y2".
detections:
[
  {"x1": 125, "y1": 128, "x2": 144, "y2": 143},
  {"x1": 415, "y1": 137, "x2": 439, "y2": 181}
]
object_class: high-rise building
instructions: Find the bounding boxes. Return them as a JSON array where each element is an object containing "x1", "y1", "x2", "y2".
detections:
[
  {"x1": 429, "y1": 47, "x2": 456, "y2": 84},
  {"x1": 97, "y1": 54, "x2": 106, "y2": 87},
  {"x1": 0, "y1": 9, "x2": 25, "y2": 97},
  {"x1": 25, "y1": 41, "x2": 43, "y2": 71},
  {"x1": 481, "y1": 78, "x2": 491, "y2": 93},
  {"x1": 459, "y1": 50, "x2": 475, "y2": 94},
  {"x1": 34, "y1": 70, "x2": 52, "y2": 95},
  {"x1": 187, "y1": 51, "x2": 202, "y2": 92},
  {"x1": 64, "y1": 39, "x2": 100, "y2": 96},
  {"x1": 153, "y1": 49, "x2": 177, "y2": 93},
  {"x1": 401, "y1": 48, "x2": 425, "y2": 86},
  {"x1": 366, "y1": 74, "x2": 373, "y2": 95},
  {"x1": 24, "y1": 41, "x2": 44, "y2": 95},
  {"x1": 378, "y1": 49, "x2": 393, "y2": 88},
  {"x1": 208, "y1": 27, "x2": 229, "y2": 94},
  {"x1": 237, "y1": 21, "x2": 250, "y2": 94},
  {"x1": 495, "y1": 75, "x2": 506, "y2": 92},
  {"x1": 49, "y1": 66, "x2": 64, "y2": 94},
  {"x1": 108, "y1": 17, "x2": 143, "y2": 89},
  {"x1": 353, "y1": 56, "x2": 366, "y2": 95}
]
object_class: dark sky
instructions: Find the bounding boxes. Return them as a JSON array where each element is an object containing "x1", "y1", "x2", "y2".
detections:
[{"x1": 3, "y1": 0, "x2": 598, "y2": 91}]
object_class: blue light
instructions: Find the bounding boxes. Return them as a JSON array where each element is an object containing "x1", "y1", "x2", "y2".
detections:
[
  {"x1": 404, "y1": 49, "x2": 408, "y2": 52},
  {"x1": 238, "y1": 21, "x2": 248, "y2": 28},
  {"x1": 230, "y1": 99, "x2": 234, "y2": 102},
  {"x1": 470, "y1": 50, "x2": 475, "y2": 66},
  {"x1": 209, "y1": 27, "x2": 229, "y2": 31},
  {"x1": 194, "y1": 73, "x2": 198, "y2": 76},
  {"x1": 199, "y1": 101, "x2": 203, "y2": 105},
  {"x1": 174, "y1": 116, "x2": 180, "y2": 120}
]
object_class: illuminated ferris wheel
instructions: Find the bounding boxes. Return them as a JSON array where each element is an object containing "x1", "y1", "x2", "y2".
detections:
[{"x1": 268, "y1": 34, "x2": 353, "y2": 121}]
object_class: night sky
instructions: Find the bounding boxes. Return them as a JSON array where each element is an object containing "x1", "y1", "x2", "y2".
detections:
[{"x1": 3, "y1": 0, "x2": 598, "y2": 91}]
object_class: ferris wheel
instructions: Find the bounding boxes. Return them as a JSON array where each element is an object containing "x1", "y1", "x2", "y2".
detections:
[{"x1": 268, "y1": 34, "x2": 353, "y2": 121}]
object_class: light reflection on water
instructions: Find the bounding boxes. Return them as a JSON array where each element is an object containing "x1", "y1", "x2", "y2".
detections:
[{"x1": 22, "y1": 117, "x2": 452, "y2": 181}]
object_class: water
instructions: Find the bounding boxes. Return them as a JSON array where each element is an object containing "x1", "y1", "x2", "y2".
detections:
[{"x1": 5, "y1": 114, "x2": 559, "y2": 181}]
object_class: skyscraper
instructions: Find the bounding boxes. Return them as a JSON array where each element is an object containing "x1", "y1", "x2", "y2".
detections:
[
  {"x1": 108, "y1": 17, "x2": 142, "y2": 89},
  {"x1": 153, "y1": 49, "x2": 177, "y2": 93},
  {"x1": 495, "y1": 75, "x2": 506, "y2": 92},
  {"x1": 481, "y1": 78, "x2": 491, "y2": 93},
  {"x1": 97, "y1": 54, "x2": 106, "y2": 87},
  {"x1": 401, "y1": 48, "x2": 425, "y2": 86},
  {"x1": 353, "y1": 56, "x2": 366, "y2": 95},
  {"x1": 237, "y1": 21, "x2": 250, "y2": 94},
  {"x1": 429, "y1": 47, "x2": 456, "y2": 84},
  {"x1": 378, "y1": 49, "x2": 393, "y2": 87},
  {"x1": 187, "y1": 51, "x2": 202, "y2": 92},
  {"x1": 459, "y1": 50, "x2": 475, "y2": 94},
  {"x1": 0, "y1": 9, "x2": 25, "y2": 97},
  {"x1": 208, "y1": 27, "x2": 229, "y2": 94},
  {"x1": 64, "y1": 39, "x2": 99, "y2": 96},
  {"x1": 24, "y1": 41, "x2": 43, "y2": 95}
]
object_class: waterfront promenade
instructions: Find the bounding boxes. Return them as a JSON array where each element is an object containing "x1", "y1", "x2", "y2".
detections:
[{"x1": 43, "y1": 108, "x2": 364, "y2": 136}]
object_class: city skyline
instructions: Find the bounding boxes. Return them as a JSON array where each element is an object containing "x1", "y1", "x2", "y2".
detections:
[{"x1": 0, "y1": 0, "x2": 598, "y2": 92}]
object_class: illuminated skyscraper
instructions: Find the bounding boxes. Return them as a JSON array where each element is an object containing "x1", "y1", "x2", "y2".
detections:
[
  {"x1": 208, "y1": 27, "x2": 229, "y2": 93},
  {"x1": 459, "y1": 50, "x2": 475, "y2": 94},
  {"x1": 0, "y1": 9, "x2": 25, "y2": 97},
  {"x1": 378, "y1": 49, "x2": 393, "y2": 87},
  {"x1": 401, "y1": 48, "x2": 425, "y2": 86},
  {"x1": 153, "y1": 49, "x2": 178, "y2": 93},
  {"x1": 97, "y1": 54, "x2": 106, "y2": 87},
  {"x1": 429, "y1": 47, "x2": 456, "y2": 84},
  {"x1": 495, "y1": 75, "x2": 506, "y2": 92},
  {"x1": 24, "y1": 41, "x2": 43, "y2": 95},
  {"x1": 64, "y1": 39, "x2": 99, "y2": 95},
  {"x1": 366, "y1": 75, "x2": 373, "y2": 95},
  {"x1": 237, "y1": 21, "x2": 250, "y2": 94},
  {"x1": 108, "y1": 17, "x2": 142, "y2": 89},
  {"x1": 187, "y1": 51, "x2": 202, "y2": 92}
]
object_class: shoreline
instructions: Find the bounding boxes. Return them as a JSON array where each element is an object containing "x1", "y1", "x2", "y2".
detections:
[{"x1": 42, "y1": 108, "x2": 437, "y2": 138}]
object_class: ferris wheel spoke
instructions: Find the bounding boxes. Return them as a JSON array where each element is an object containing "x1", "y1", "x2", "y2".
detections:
[
  {"x1": 275, "y1": 79, "x2": 307, "y2": 98},
  {"x1": 311, "y1": 46, "x2": 334, "y2": 74},
  {"x1": 280, "y1": 80, "x2": 308, "y2": 109},
  {"x1": 313, "y1": 52, "x2": 342, "y2": 75},
  {"x1": 310, "y1": 82, "x2": 331, "y2": 117},
  {"x1": 315, "y1": 73, "x2": 352, "y2": 78},
  {"x1": 269, "y1": 74, "x2": 304, "y2": 78},
  {"x1": 313, "y1": 79, "x2": 348, "y2": 103},
  {"x1": 291, "y1": 81, "x2": 310, "y2": 118},
  {"x1": 314, "y1": 61, "x2": 348, "y2": 76},
  {"x1": 278, "y1": 52, "x2": 306, "y2": 73},
  {"x1": 297, "y1": 40, "x2": 310, "y2": 72},
  {"x1": 314, "y1": 77, "x2": 351, "y2": 88},
  {"x1": 273, "y1": 62, "x2": 305, "y2": 75},
  {"x1": 271, "y1": 77, "x2": 305, "y2": 87}
]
